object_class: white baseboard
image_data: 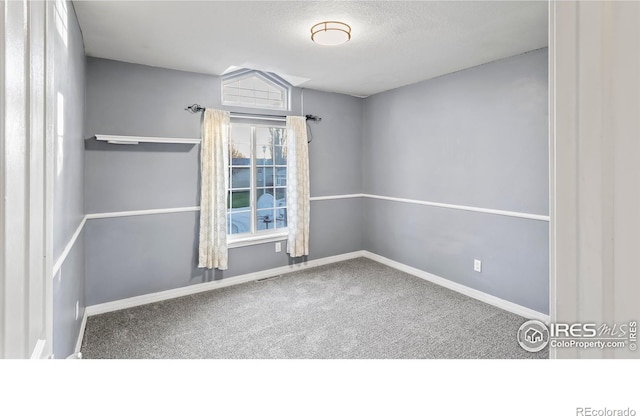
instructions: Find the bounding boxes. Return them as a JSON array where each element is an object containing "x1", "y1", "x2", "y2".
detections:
[
  {"x1": 86, "y1": 250, "x2": 366, "y2": 316},
  {"x1": 362, "y1": 251, "x2": 550, "y2": 323},
  {"x1": 74, "y1": 309, "x2": 88, "y2": 354},
  {"x1": 85, "y1": 249, "x2": 548, "y2": 323}
]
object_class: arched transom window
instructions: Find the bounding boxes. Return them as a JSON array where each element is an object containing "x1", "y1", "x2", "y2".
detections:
[{"x1": 222, "y1": 69, "x2": 290, "y2": 111}]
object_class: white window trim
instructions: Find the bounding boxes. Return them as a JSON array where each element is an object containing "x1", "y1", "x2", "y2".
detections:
[
  {"x1": 228, "y1": 123, "x2": 288, "y2": 244},
  {"x1": 227, "y1": 232, "x2": 288, "y2": 249}
]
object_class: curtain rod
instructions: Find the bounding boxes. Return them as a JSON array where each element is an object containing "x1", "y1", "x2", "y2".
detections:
[{"x1": 184, "y1": 104, "x2": 322, "y2": 123}]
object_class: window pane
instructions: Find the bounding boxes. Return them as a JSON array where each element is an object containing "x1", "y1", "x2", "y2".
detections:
[
  {"x1": 230, "y1": 167, "x2": 250, "y2": 188},
  {"x1": 276, "y1": 208, "x2": 287, "y2": 229},
  {"x1": 274, "y1": 145, "x2": 286, "y2": 165},
  {"x1": 256, "y1": 188, "x2": 275, "y2": 209},
  {"x1": 275, "y1": 167, "x2": 286, "y2": 186},
  {"x1": 230, "y1": 124, "x2": 251, "y2": 143},
  {"x1": 229, "y1": 210, "x2": 251, "y2": 234},
  {"x1": 269, "y1": 91, "x2": 283, "y2": 101},
  {"x1": 230, "y1": 143, "x2": 250, "y2": 165},
  {"x1": 256, "y1": 127, "x2": 278, "y2": 162},
  {"x1": 274, "y1": 168, "x2": 287, "y2": 186},
  {"x1": 256, "y1": 209, "x2": 275, "y2": 230},
  {"x1": 270, "y1": 128, "x2": 286, "y2": 147},
  {"x1": 230, "y1": 190, "x2": 250, "y2": 209},
  {"x1": 223, "y1": 86, "x2": 240, "y2": 103},
  {"x1": 256, "y1": 167, "x2": 274, "y2": 187},
  {"x1": 256, "y1": 144, "x2": 273, "y2": 165},
  {"x1": 275, "y1": 188, "x2": 286, "y2": 204}
]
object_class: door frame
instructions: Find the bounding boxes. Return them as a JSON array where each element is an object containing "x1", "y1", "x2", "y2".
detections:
[{"x1": 0, "y1": 0, "x2": 54, "y2": 359}]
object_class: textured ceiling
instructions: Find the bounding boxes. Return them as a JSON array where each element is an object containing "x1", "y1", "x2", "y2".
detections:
[{"x1": 73, "y1": 1, "x2": 548, "y2": 97}]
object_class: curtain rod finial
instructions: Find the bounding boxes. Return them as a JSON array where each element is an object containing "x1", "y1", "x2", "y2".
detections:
[{"x1": 185, "y1": 104, "x2": 205, "y2": 114}]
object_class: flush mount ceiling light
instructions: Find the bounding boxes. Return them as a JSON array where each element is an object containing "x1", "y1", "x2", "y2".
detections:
[{"x1": 311, "y1": 21, "x2": 351, "y2": 46}]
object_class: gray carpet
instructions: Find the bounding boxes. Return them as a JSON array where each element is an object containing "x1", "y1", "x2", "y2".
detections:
[{"x1": 81, "y1": 258, "x2": 548, "y2": 359}]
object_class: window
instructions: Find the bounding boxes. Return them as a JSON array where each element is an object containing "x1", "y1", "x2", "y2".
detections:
[
  {"x1": 228, "y1": 123, "x2": 287, "y2": 240},
  {"x1": 222, "y1": 69, "x2": 290, "y2": 111}
]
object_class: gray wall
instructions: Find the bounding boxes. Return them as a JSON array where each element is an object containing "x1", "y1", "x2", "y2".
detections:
[
  {"x1": 84, "y1": 50, "x2": 548, "y2": 315},
  {"x1": 52, "y1": 1, "x2": 86, "y2": 358},
  {"x1": 303, "y1": 89, "x2": 362, "y2": 196},
  {"x1": 85, "y1": 199, "x2": 361, "y2": 305},
  {"x1": 53, "y1": 230, "x2": 85, "y2": 357},
  {"x1": 362, "y1": 49, "x2": 549, "y2": 313},
  {"x1": 84, "y1": 58, "x2": 363, "y2": 305}
]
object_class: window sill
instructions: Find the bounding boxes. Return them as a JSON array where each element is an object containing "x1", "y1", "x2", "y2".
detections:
[{"x1": 227, "y1": 232, "x2": 288, "y2": 249}]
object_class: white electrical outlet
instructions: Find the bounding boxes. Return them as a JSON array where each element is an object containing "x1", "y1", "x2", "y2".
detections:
[
  {"x1": 75, "y1": 300, "x2": 79, "y2": 320},
  {"x1": 275, "y1": 242, "x2": 282, "y2": 253},
  {"x1": 474, "y1": 259, "x2": 482, "y2": 273}
]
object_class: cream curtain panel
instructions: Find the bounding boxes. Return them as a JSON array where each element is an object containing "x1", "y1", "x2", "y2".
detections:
[
  {"x1": 198, "y1": 109, "x2": 230, "y2": 270},
  {"x1": 285, "y1": 116, "x2": 310, "y2": 257}
]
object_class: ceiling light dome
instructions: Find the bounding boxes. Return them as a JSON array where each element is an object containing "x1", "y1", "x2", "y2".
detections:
[{"x1": 311, "y1": 21, "x2": 351, "y2": 46}]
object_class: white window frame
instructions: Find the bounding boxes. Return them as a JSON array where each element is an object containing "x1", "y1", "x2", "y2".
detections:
[
  {"x1": 228, "y1": 123, "x2": 288, "y2": 247},
  {"x1": 221, "y1": 69, "x2": 291, "y2": 111}
]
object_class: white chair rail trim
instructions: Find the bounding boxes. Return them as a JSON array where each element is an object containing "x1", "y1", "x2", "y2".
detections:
[{"x1": 53, "y1": 193, "x2": 549, "y2": 278}]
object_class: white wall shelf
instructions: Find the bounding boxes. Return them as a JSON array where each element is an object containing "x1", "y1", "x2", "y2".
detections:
[{"x1": 94, "y1": 134, "x2": 200, "y2": 145}]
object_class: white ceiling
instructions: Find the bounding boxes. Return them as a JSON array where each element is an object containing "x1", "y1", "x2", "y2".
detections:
[{"x1": 73, "y1": 1, "x2": 548, "y2": 97}]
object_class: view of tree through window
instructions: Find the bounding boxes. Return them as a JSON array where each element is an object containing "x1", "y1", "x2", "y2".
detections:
[{"x1": 228, "y1": 124, "x2": 287, "y2": 236}]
